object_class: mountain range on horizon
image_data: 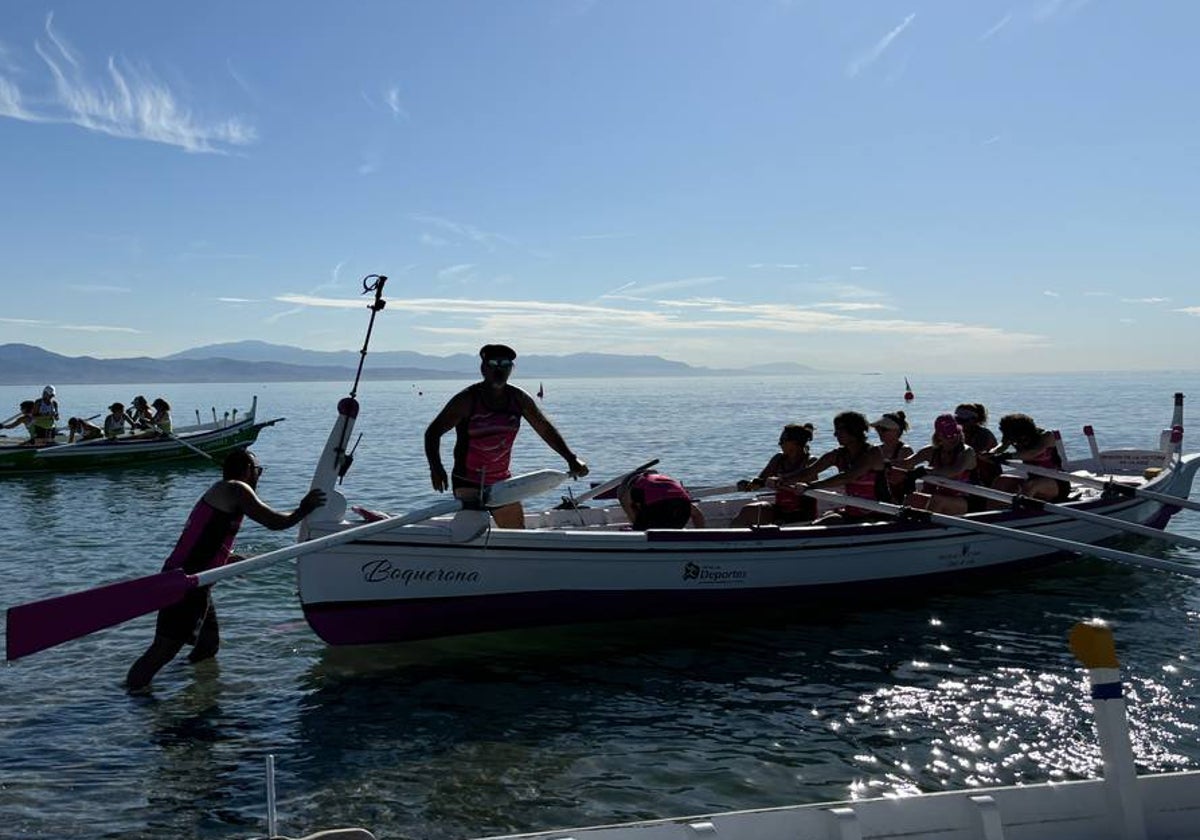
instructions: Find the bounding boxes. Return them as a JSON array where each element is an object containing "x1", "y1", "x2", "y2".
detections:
[{"x1": 0, "y1": 342, "x2": 818, "y2": 386}]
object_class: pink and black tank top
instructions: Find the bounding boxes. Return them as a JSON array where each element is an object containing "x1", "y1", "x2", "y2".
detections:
[
  {"x1": 161, "y1": 497, "x2": 244, "y2": 575},
  {"x1": 453, "y1": 384, "x2": 522, "y2": 486},
  {"x1": 928, "y1": 445, "x2": 973, "y2": 497},
  {"x1": 629, "y1": 473, "x2": 691, "y2": 505},
  {"x1": 835, "y1": 448, "x2": 881, "y2": 501}
]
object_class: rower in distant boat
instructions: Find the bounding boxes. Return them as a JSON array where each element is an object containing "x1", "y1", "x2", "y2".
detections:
[
  {"x1": 424, "y1": 343, "x2": 589, "y2": 529},
  {"x1": 2, "y1": 401, "x2": 37, "y2": 445},
  {"x1": 151, "y1": 398, "x2": 173, "y2": 434},
  {"x1": 66, "y1": 417, "x2": 104, "y2": 443},
  {"x1": 128, "y1": 395, "x2": 153, "y2": 429},
  {"x1": 104, "y1": 402, "x2": 131, "y2": 440}
]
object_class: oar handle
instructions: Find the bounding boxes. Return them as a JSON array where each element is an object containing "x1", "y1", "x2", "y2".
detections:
[
  {"x1": 1011, "y1": 462, "x2": 1200, "y2": 514},
  {"x1": 922, "y1": 476, "x2": 1200, "y2": 552},
  {"x1": 803, "y1": 488, "x2": 1200, "y2": 578}
]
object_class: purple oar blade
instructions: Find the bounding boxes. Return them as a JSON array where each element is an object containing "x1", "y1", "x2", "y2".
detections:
[{"x1": 6, "y1": 569, "x2": 194, "y2": 661}]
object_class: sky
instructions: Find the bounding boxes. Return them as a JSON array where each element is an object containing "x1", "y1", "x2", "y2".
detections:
[{"x1": 1, "y1": 1, "x2": 1198, "y2": 373}]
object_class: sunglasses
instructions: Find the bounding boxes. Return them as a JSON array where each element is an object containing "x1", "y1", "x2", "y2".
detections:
[
  {"x1": 252, "y1": 465, "x2": 264, "y2": 477},
  {"x1": 485, "y1": 359, "x2": 514, "y2": 369}
]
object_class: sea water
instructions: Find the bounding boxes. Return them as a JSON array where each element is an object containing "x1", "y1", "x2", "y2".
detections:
[{"x1": 1, "y1": 372, "x2": 1198, "y2": 839}]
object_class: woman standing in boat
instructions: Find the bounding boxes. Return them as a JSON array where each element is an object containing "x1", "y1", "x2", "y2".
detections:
[
  {"x1": 731, "y1": 422, "x2": 818, "y2": 526},
  {"x1": 888, "y1": 414, "x2": 979, "y2": 515},
  {"x1": 424, "y1": 343, "x2": 589, "y2": 529},
  {"x1": 791, "y1": 411, "x2": 887, "y2": 523},
  {"x1": 30, "y1": 385, "x2": 59, "y2": 443},
  {"x1": 987, "y1": 413, "x2": 1071, "y2": 502}
]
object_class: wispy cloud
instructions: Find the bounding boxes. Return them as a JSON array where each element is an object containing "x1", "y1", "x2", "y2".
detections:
[
  {"x1": 59, "y1": 323, "x2": 140, "y2": 333},
  {"x1": 1, "y1": 314, "x2": 137, "y2": 332},
  {"x1": 1043, "y1": 290, "x2": 1060, "y2": 297},
  {"x1": 749, "y1": 263, "x2": 804, "y2": 270},
  {"x1": 980, "y1": 13, "x2": 1012, "y2": 41},
  {"x1": 0, "y1": 14, "x2": 255, "y2": 153},
  {"x1": 217, "y1": 297, "x2": 258, "y2": 303},
  {"x1": 437, "y1": 263, "x2": 476, "y2": 279},
  {"x1": 384, "y1": 86, "x2": 407, "y2": 120},
  {"x1": 602, "y1": 276, "x2": 722, "y2": 299},
  {"x1": 1034, "y1": 0, "x2": 1093, "y2": 22},
  {"x1": 67, "y1": 283, "x2": 131, "y2": 294},
  {"x1": 272, "y1": 293, "x2": 1045, "y2": 354},
  {"x1": 1121, "y1": 296, "x2": 1169, "y2": 304},
  {"x1": 1176, "y1": 307, "x2": 1200, "y2": 317},
  {"x1": 847, "y1": 13, "x2": 916, "y2": 79},
  {"x1": 409, "y1": 213, "x2": 518, "y2": 251}
]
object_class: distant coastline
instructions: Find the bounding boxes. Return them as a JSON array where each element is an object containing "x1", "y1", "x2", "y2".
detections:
[{"x1": 0, "y1": 341, "x2": 820, "y2": 386}]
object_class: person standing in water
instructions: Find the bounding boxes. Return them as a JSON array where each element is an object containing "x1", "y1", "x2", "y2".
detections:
[{"x1": 125, "y1": 448, "x2": 325, "y2": 692}]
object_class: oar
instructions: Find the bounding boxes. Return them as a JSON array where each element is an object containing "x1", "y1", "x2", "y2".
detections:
[
  {"x1": 802, "y1": 488, "x2": 1200, "y2": 578},
  {"x1": 5, "y1": 469, "x2": 570, "y2": 661},
  {"x1": 920, "y1": 476, "x2": 1200, "y2": 552},
  {"x1": 687, "y1": 483, "x2": 744, "y2": 499},
  {"x1": 161, "y1": 429, "x2": 220, "y2": 463},
  {"x1": 1010, "y1": 463, "x2": 1200, "y2": 515},
  {"x1": 570, "y1": 459, "x2": 660, "y2": 505}
]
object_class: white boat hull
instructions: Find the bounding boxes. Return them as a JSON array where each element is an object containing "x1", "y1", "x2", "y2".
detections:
[{"x1": 295, "y1": 451, "x2": 1200, "y2": 647}]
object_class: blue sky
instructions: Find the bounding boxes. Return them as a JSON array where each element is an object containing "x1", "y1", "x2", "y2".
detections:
[{"x1": 1, "y1": 1, "x2": 1197, "y2": 373}]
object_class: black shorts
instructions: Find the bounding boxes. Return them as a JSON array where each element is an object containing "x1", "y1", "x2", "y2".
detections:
[
  {"x1": 156, "y1": 586, "x2": 215, "y2": 644},
  {"x1": 632, "y1": 498, "x2": 693, "y2": 531},
  {"x1": 33, "y1": 425, "x2": 56, "y2": 441}
]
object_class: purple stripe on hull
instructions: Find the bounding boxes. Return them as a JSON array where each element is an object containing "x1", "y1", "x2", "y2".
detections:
[{"x1": 303, "y1": 555, "x2": 1061, "y2": 646}]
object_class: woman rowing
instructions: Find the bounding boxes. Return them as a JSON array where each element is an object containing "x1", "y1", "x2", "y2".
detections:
[
  {"x1": 888, "y1": 414, "x2": 979, "y2": 515},
  {"x1": 791, "y1": 411, "x2": 888, "y2": 523},
  {"x1": 731, "y1": 422, "x2": 818, "y2": 526},
  {"x1": 987, "y1": 413, "x2": 1071, "y2": 502},
  {"x1": 870, "y1": 410, "x2": 913, "y2": 501},
  {"x1": 954, "y1": 403, "x2": 999, "y2": 486}
]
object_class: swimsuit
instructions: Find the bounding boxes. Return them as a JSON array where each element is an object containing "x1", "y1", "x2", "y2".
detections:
[{"x1": 452, "y1": 384, "x2": 522, "y2": 488}]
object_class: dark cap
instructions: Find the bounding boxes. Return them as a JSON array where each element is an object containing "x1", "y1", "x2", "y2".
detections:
[{"x1": 479, "y1": 344, "x2": 516, "y2": 361}]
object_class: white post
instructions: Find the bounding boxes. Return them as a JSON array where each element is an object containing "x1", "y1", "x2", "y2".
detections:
[
  {"x1": 265, "y1": 753, "x2": 278, "y2": 838},
  {"x1": 1069, "y1": 621, "x2": 1146, "y2": 840}
]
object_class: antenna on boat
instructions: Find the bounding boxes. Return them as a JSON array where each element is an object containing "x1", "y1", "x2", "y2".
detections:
[
  {"x1": 333, "y1": 275, "x2": 388, "y2": 484},
  {"x1": 349, "y1": 274, "x2": 388, "y2": 400}
]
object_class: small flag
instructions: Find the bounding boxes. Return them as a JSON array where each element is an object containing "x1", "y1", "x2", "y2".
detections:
[{"x1": 903, "y1": 377, "x2": 915, "y2": 402}]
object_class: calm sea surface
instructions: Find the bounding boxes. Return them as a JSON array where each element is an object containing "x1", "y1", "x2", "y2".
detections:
[{"x1": 2, "y1": 372, "x2": 1199, "y2": 840}]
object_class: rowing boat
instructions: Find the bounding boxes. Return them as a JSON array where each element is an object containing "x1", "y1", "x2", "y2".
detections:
[
  {"x1": 292, "y1": 394, "x2": 1200, "y2": 647},
  {"x1": 0, "y1": 396, "x2": 281, "y2": 475}
]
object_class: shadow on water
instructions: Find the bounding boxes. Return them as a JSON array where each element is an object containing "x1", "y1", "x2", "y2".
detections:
[{"x1": 275, "y1": 558, "x2": 1198, "y2": 839}]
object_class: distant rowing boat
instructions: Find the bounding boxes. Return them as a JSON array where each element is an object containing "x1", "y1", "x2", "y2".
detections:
[{"x1": 0, "y1": 396, "x2": 281, "y2": 475}]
